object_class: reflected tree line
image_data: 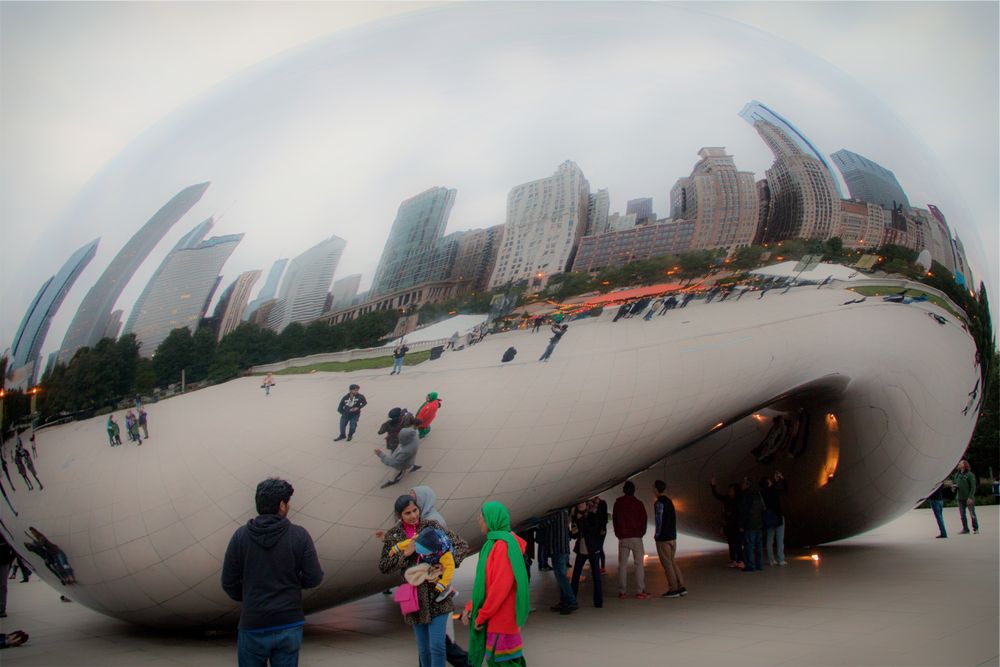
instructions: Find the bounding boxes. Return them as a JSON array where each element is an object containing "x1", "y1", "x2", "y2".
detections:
[{"x1": 0, "y1": 241, "x2": 995, "y2": 480}]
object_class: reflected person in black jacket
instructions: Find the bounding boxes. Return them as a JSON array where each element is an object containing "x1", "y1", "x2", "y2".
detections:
[
  {"x1": 710, "y1": 478, "x2": 744, "y2": 568},
  {"x1": 222, "y1": 478, "x2": 323, "y2": 666}
]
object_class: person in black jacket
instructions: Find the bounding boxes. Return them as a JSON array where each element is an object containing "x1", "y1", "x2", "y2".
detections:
[
  {"x1": 539, "y1": 325, "x2": 568, "y2": 362},
  {"x1": 333, "y1": 384, "x2": 367, "y2": 442},
  {"x1": 761, "y1": 472, "x2": 788, "y2": 566},
  {"x1": 569, "y1": 501, "x2": 605, "y2": 608},
  {"x1": 710, "y1": 478, "x2": 744, "y2": 568},
  {"x1": 222, "y1": 478, "x2": 323, "y2": 666},
  {"x1": 738, "y1": 477, "x2": 765, "y2": 572}
]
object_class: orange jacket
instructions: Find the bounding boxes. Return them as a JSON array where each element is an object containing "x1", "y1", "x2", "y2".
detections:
[
  {"x1": 416, "y1": 400, "x2": 441, "y2": 427},
  {"x1": 465, "y1": 534, "x2": 526, "y2": 634}
]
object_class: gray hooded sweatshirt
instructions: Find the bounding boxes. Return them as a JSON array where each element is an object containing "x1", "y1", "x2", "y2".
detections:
[
  {"x1": 412, "y1": 485, "x2": 446, "y2": 527},
  {"x1": 379, "y1": 427, "x2": 419, "y2": 471}
]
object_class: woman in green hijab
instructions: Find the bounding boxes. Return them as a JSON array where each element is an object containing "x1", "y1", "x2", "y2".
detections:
[{"x1": 461, "y1": 501, "x2": 530, "y2": 666}]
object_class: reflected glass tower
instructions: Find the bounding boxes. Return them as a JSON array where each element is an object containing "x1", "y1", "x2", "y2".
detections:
[
  {"x1": 244, "y1": 258, "x2": 288, "y2": 321},
  {"x1": 370, "y1": 187, "x2": 457, "y2": 297},
  {"x1": 124, "y1": 221, "x2": 243, "y2": 357},
  {"x1": 57, "y1": 182, "x2": 210, "y2": 363},
  {"x1": 267, "y1": 235, "x2": 346, "y2": 332},
  {"x1": 831, "y1": 149, "x2": 910, "y2": 210},
  {"x1": 7, "y1": 239, "x2": 99, "y2": 388}
]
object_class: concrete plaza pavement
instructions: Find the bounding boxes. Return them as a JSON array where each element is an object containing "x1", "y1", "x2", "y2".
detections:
[{"x1": 1, "y1": 506, "x2": 996, "y2": 666}]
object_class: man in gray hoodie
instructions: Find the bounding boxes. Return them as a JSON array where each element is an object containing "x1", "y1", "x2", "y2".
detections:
[{"x1": 375, "y1": 426, "x2": 420, "y2": 488}]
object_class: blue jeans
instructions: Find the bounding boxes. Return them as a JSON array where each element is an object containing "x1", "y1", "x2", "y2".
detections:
[
  {"x1": 744, "y1": 530, "x2": 762, "y2": 570},
  {"x1": 339, "y1": 413, "x2": 359, "y2": 438},
  {"x1": 571, "y1": 551, "x2": 603, "y2": 607},
  {"x1": 551, "y1": 552, "x2": 577, "y2": 607},
  {"x1": 765, "y1": 523, "x2": 785, "y2": 563},
  {"x1": 393, "y1": 357, "x2": 404, "y2": 373},
  {"x1": 237, "y1": 625, "x2": 303, "y2": 667},
  {"x1": 412, "y1": 611, "x2": 448, "y2": 667},
  {"x1": 930, "y1": 499, "x2": 947, "y2": 536}
]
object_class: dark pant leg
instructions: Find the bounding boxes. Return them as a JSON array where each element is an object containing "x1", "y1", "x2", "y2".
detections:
[
  {"x1": 551, "y1": 553, "x2": 576, "y2": 606},
  {"x1": 587, "y1": 551, "x2": 603, "y2": 607},
  {"x1": 0, "y1": 561, "x2": 9, "y2": 613},
  {"x1": 930, "y1": 500, "x2": 947, "y2": 536},
  {"x1": 339, "y1": 414, "x2": 349, "y2": 438},
  {"x1": 237, "y1": 629, "x2": 270, "y2": 667},
  {"x1": 347, "y1": 414, "x2": 359, "y2": 437},
  {"x1": 570, "y1": 553, "x2": 586, "y2": 596}
]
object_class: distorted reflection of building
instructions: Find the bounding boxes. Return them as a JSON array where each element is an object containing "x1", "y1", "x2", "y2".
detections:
[
  {"x1": 6, "y1": 239, "x2": 99, "y2": 390},
  {"x1": 57, "y1": 182, "x2": 210, "y2": 364},
  {"x1": 210, "y1": 270, "x2": 263, "y2": 341},
  {"x1": 265, "y1": 235, "x2": 346, "y2": 332},
  {"x1": 124, "y1": 218, "x2": 243, "y2": 356},
  {"x1": 244, "y1": 258, "x2": 287, "y2": 322},
  {"x1": 831, "y1": 149, "x2": 910, "y2": 211}
]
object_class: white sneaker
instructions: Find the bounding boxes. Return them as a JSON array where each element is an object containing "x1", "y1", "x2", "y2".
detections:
[
  {"x1": 779, "y1": 560, "x2": 787, "y2": 566},
  {"x1": 770, "y1": 560, "x2": 777, "y2": 566}
]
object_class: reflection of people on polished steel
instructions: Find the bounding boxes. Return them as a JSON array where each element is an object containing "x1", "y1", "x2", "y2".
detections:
[
  {"x1": 221, "y1": 478, "x2": 324, "y2": 667},
  {"x1": 538, "y1": 324, "x2": 568, "y2": 362},
  {"x1": 953, "y1": 460, "x2": 979, "y2": 534},
  {"x1": 23, "y1": 527, "x2": 74, "y2": 585},
  {"x1": 653, "y1": 480, "x2": 687, "y2": 597},
  {"x1": 105, "y1": 415, "x2": 122, "y2": 446},
  {"x1": 14, "y1": 438, "x2": 41, "y2": 491},
  {"x1": 379, "y1": 494, "x2": 468, "y2": 667},
  {"x1": 0, "y1": 443, "x2": 16, "y2": 490},
  {"x1": 709, "y1": 478, "x2": 744, "y2": 569},
  {"x1": 613, "y1": 481, "x2": 649, "y2": 598},
  {"x1": 333, "y1": 384, "x2": 367, "y2": 442},
  {"x1": 375, "y1": 425, "x2": 421, "y2": 488},
  {"x1": 12, "y1": 446, "x2": 33, "y2": 491},
  {"x1": 415, "y1": 392, "x2": 441, "y2": 439},
  {"x1": 391, "y1": 340, "x2": 410, "y2": 376},
  {"x1": 378, "y1": 408, "x2": 414, "y2": 452},
  {"x1": 261, "y1": 372, "x2": 276, "y2": 396}
]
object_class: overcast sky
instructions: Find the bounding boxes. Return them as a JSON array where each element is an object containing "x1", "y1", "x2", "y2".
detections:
[{"x1": 1, "y1": 2, "x2": 996, "y2": 360}]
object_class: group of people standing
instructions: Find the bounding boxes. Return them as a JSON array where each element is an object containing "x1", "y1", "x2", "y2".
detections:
[
  {"x1": 1, "y1": 432, "x2": 42, "y2": 496},
  {"x1": 709, "y1": 471, "x2": 788, "y2": 571},
  {"x1": 222, "y1": 478, "x2": 530, "y2": 667},
  {"x1": 327, "y1": 382, "x2": 444, "y2": 488},
  {"x1": 104, "y1": 408, "x2": 148, "y2": 446},
  {"x1": 927, "y1": 459, "x2": 981, "y2": 538}
]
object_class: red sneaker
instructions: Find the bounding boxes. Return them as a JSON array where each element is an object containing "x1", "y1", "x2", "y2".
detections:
[
  {"x1": 635, "y1": 592, "x2": 651, "y2": 600},
  {"x1": 618, "y1": 592, "x2": 628, "y2": 599}
]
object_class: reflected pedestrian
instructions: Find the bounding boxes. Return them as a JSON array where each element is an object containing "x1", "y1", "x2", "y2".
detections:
[
  {"x1": 375, "y1": 425, "x2": 421, "y2": 487},
  {"x1": 138, "y1": 409, "x2": 149, "y2": 439},
  {"x1": 538, "y1": 324, "x2": 568, "y2": 362},
  {"x1": 738, "y1": 477, "x2": 764, "y2": 572},
  {"x1": 415, "y1": 392, "x2": 442, "y2": 439},
  {"x1": 0, "y1": 446, "x2": 15, "y2": 489},
  {"x1": 569, "y1": 502, "x2": 604, "y2": 608},
  {"x1": 29, "y1": 432, "x2": 36, "y2": 459},
  {"x1": 15, "y1": 443, "x2": 41, "y2": 491},
  {"x1": 0, "y1": 534, "x2": 13, "y2": 617},
  {"x1": 261, "y1": 372, "x2": 275, "y2": 396},
  {"x1": 378, "y1": 408, "x2": 412, "y2": 452},
  {"x1": 333, "y1": 384, "x2": 367, "y2": 442},
  {"x1": 761, "y1": 472, "x2": 787, "y2": 566},
  {"x1": 391, "y1": 340, "x2": 410, "y2": 376}
]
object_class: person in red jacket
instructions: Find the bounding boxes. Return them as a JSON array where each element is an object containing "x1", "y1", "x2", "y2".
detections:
[
  {"x1": 415, "y1": 392, "x2": 442, "y2": 439},
  {"x1": 463, "y1": 501, "x2": 530, "y2": 667},
  {"x1": 612, "y1": 481, "x2": 649, "y2": 599}
]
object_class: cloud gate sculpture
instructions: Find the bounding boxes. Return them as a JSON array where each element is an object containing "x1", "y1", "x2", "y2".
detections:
[{"x1": 0, "y1": 288, "x2": 979, "y2": 626}]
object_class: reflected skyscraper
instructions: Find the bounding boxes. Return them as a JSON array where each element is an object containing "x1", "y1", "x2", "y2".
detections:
[
  {"x1": 670, "y1": 147, "x2": 759, "y2": 251},
  {"x1": 327, "y1": 274, "x2": 362, "y2": 313},
  {"x1": 7, "y1": 239, "x2": 99, "y2": 388},
  {"x1": 213, "y1": 270, "x2": 262, "y2": 341},
  {"x1": 739, "y1": 100, "x2": 842, "y2": 196},
  {"x1": 124, "y1": 219, "x2": 243, "y2": 357},
  {"x1": 267, "y1": 235, "x2": 346, "y2": 332},
  {"x1": 586, "y1": 189, "x2": 610, "y2": 236},
  {"x1": 370, "y1": 187, "x2": 457, "y2": 297},
  {"x1": 244, "y1": 258, "x2": 288, "y2": 321},
  {"x1": 831, "y1": 149, "x2": 910, "y2": 211},
  {"x1": 743, "y1": 106, "x2": 840, "y2": 243},
  {"x1": 489, "y1": 160, "x2": 590, "y2": 289},
  {"x1": 57, "y1": 182, "x2": 210, "y2": 363},
  {"x1": 626, "y1": 197, "x2": 655, "y2": 225}
]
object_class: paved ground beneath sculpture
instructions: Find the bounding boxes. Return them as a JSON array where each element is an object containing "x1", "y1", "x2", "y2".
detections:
[{"x1": 2, "y1": 507, "x2": 996, "y2": 666}]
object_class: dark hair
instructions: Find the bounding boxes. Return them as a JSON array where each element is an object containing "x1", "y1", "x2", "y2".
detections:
[
  {"x1": 394, "y1": 494, "x2": 419, "y2": 517},
  {"x1": 388, "y1": 407, "x2": 402, "y2": 420},
  {"x1": 255, "y1": 478, "x2": 294, "y2": 515},
  {"x1": 759, "y1": 476, "x2": 772, "y2": 488},
  {"x1": 349, "y1": 384, "x2": 360, "y2": 390},
  {"x1": 654, "y1": 480, "x2": 666, "y2": 494},
  {"x1": 623, "y1": 481, "x2": 636, "y2": 495}
]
